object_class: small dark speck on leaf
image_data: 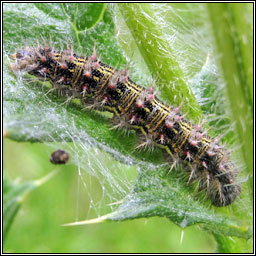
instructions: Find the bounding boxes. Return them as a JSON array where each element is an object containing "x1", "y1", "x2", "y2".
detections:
[{"x1": 50, "y1": 149, "x2": 69, "y2": 165}]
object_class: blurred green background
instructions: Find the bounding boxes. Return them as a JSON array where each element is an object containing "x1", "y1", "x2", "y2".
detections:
[{"x1": 3, "y1": 139, "x2": 216, "y2": 253}]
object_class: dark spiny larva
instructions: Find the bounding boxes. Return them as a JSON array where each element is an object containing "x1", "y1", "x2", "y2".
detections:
[{"x1": 10, "y1": 46, "x2": 241, "y2": 206}]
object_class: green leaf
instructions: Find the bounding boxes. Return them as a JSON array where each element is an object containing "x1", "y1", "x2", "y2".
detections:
[
  {"x1": 3, "y1": 174, "x2": 35, "y2": 241},
  {"x1": 214, "y1": 234, "x2": 253, "y2": 253},
  {"x1": 3, "y1": 169, "x2": 59, "y2": 242},
  {"x1": 3, "y1": 3, "x2": 253, "y2": 253},
  {"x1": 64, "y1": 167, "x2": 252, "y2": 242},
  {"x1": 35, "y1": 3, "x2": 106, "y2": 29}
]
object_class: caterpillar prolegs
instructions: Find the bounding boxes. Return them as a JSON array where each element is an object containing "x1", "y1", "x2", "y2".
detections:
[{"x1": 10, "y1": 46, "x2": 241, "y2": 207}]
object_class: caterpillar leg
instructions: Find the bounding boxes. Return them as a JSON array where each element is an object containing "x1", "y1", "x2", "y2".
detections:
[{"x1": 136, "y1": 132, "x2": 155, "y2": 151}]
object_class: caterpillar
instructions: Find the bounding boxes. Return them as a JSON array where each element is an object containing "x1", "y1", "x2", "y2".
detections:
[{"x1": 10, "y1": 45, "x2": 241, "y2": 207}]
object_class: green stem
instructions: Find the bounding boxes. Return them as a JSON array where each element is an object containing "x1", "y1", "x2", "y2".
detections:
[
  {"x1": 207, "y1": 3, "x2": 253, "y2": 195},
  {"x1": 117, "y1": 3, "x2": 203, "y2": 121}
]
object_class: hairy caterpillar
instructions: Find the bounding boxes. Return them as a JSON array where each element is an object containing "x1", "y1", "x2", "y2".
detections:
[{"x1": 10, "y1": 46, "x2": 241, "y2": 207}]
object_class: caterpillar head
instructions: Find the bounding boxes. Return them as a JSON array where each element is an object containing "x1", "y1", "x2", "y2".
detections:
[{"x1": 10, "y1": 47, "x2": 39, "y2": 73}]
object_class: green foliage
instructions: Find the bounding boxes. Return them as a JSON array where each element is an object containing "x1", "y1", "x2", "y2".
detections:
[
  {"x1": 3, "y1": 169, "x2": 59, "y2": 243},
  {"x1": 3, "y1": 174, "x2": 36, "y2": 241},
  {"x1": 3, "y1": 3, "x2": 253, "y2": 253},
  {"x1": 208, "y1": 3, "x2": 253, "y2": 193}
]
